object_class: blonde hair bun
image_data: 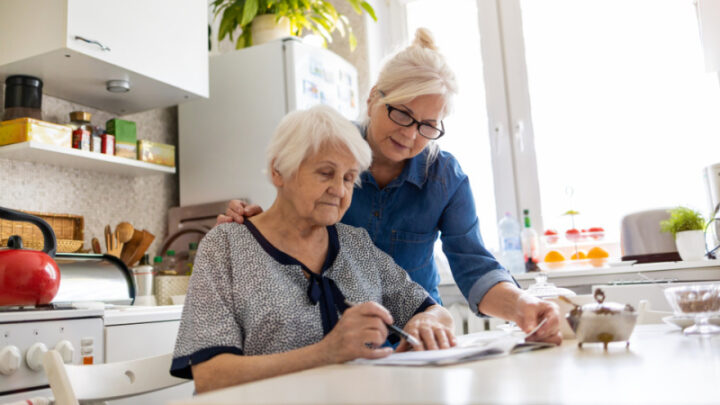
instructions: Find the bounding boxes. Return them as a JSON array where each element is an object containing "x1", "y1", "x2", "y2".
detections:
[{"x1": 412, "y1": 27, "x2": 438, "y2": 51}]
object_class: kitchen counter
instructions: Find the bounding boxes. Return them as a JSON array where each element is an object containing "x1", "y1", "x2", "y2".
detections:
[
  {"x1": 170, "y1": 324, "x2": 720, "y2": 405},
  {"x1": 513, "y1": 259, "x2": 720, "y2": 293}
]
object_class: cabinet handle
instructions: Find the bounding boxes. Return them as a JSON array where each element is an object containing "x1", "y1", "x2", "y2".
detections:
[{"x1": 74, "y1": 35, "x2": 111, "y2": 52}]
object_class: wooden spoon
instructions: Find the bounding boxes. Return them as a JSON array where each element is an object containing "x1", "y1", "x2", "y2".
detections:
[{"x1": 116, "y1": 222, "x2": 134, "y2": 244}]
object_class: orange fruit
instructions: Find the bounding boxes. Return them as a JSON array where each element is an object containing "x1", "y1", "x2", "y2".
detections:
[
  {"x1": 544, "y1": 250, "x2": 565, "y2": 262},
  {"x1": 571, "y1": 251, "x2": 587, "y2": 260},
  {"x1": 587, "y1": 247, "x2": 609, "y2": 259}
]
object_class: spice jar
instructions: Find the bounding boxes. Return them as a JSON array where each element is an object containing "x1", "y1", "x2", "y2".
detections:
[
  {"x1": 3, "y1": 75, "x2": 43, "y2": 121},
  {"x1": 69, "y1": 111, "x2": 93, "y2": 151}
]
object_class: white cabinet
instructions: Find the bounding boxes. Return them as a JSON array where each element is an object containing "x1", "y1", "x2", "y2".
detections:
[
  {"x1": 0, "y1": 0, "x2": 208, "y2": 114},
  {"x1": 696, "y1": 0, "x2": 720, "y2": 72}
]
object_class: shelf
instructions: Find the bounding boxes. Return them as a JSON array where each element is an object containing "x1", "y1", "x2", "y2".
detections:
[{"x1": 0, "y1": 141, "x2": 176, "y2": 176}]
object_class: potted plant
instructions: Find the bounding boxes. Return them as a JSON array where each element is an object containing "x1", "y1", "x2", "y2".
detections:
[
  {"x1": 660, "y1": 206, "x2": 707, "y2": 261},
  {"x1": 211, "y1": 0, "x2": 377, "y2": 50}
]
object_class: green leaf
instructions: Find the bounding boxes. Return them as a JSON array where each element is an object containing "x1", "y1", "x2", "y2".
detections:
[
  {"x1": 345, "y1": 0, "x2": 362, "y2": 14},
  {"x1": 360, "y1": 1, "x2": 377, "y2": 21},
  {"x1": 349, "y1": 31, "x2": 357, "y2": 51},
  {"x1": 240, "y1": 0, "x2": 259, "y2": 26}
]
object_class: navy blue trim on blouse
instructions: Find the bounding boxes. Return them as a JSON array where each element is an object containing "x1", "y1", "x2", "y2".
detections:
[
  {"x1": 170, "y1": 346, "x2": 244, "y2": 379},
  {"x1": 244, "y1": 220, "x2": 348, "y2": 335}
]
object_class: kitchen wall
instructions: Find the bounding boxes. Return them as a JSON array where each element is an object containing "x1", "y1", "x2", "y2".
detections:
[{"x1": 0, "y1": 93, "x2": 178, "y2": 257}]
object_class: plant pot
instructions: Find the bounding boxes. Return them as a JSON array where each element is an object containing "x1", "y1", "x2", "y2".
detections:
[
  {"x1": 251, "y1": 14, "x2": 291, "y2": 46},
  {"x1": 675, "y1": 230, "x2": 706, "y2": 261}
]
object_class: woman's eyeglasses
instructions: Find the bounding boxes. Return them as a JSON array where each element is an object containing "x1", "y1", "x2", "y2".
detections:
[{"x1": 385, "y1": 105, "x2": 445, "y2": 140}]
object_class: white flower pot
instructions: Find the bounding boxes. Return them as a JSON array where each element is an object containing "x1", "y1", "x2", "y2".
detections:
[
  {"x1": 251, "y1": 15, "x2": 291, "y2": 46},
  {"x1": 675, "y1": 230, "x2": 706, "y2": 261}
]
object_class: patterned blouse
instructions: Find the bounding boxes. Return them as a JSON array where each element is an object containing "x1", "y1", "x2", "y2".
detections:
[{"x1": 171, "y1": 221, "x2": 435, "y2": 379}]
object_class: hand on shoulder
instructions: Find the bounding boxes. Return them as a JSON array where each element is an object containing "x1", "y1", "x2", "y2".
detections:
[{"x1": 215, "y1": 200, "x2": 263, "y2": 226}]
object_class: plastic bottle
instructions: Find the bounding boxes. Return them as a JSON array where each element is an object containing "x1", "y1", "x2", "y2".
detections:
[
  {"x1": 498, "y1": 212, "x2": 525, "y2": 274},
  {"x1": 132, "y1": 254, "x2": 156, "y2": 306},
  {"x1": 187, "y1": 242, "x2": 198, "y2": 274},
  {"x1": 164, "y1": 250, "x2": 177, "y2": 275},
  {"x1": 521, "y1": 209, "x2": 540, "y2": 272},
  {"x1": 153, "y1": 255, "x2": 164, "y2": 275}
]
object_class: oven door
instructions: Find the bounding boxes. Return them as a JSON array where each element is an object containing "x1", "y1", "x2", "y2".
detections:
[{"x1": 0, "y1": 387, "x2": 52, "y2": 404}]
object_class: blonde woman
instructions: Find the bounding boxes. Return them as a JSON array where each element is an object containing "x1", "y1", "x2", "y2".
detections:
[
  {"x1": 221, "y1": 28, "x2": 562, "y2": 345},
  {"x1": 173, "y1": 106, "x2": 455, "y2": 393}
]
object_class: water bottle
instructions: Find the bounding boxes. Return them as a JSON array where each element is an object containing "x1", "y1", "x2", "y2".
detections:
[
  {"x1": 498, "y1": 212, "x2": 525, "y2": 274},
  {"x1": 521, "y1": 209, "x2": 540, "y2": 272}
]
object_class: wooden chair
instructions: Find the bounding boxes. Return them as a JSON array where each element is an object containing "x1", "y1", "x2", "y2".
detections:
[{"x1": 42, "y1": 350, "x2": 187, "y2": 405}]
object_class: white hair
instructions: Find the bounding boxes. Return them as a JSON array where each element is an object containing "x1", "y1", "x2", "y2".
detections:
[
  {"x1": 267, "y1": 105, "x2": 372, "y2": 185},
  {"x1": 365, "y1": 27, "x2": 459, "y2": 166}
]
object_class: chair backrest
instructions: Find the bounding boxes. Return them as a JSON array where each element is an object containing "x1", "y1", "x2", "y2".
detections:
[{"x1": 42, "y1": 350, "x2": 186, "y2": 405}]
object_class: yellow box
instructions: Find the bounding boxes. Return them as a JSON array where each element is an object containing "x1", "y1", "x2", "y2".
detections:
[
  {"x1": 137, "y1": 140, "x2": 175, "y2": 167},
  {"x1": 115, "y1": 141, "x2": 137, "y2": 159},
  {"x1": 0, "y1": 118, "x2": 71, "y2": 148}
]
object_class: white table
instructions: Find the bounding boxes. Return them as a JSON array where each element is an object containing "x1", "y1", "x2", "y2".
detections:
[{"x1": 170, "y1": 325, "x2": 720, "y2": 405}]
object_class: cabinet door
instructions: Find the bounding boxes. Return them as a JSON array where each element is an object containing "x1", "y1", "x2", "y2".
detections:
[{"x1": 66, "y1": 0, "x2": 208, "y2": 96}]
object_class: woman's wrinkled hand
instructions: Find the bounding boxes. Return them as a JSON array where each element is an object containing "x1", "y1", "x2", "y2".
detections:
[
  {"x1": 514, "y1": 295, "x2": 562, "y2": 345},
  {"x1": 215, "y1": 200, "x2": 263, "y2": 226},
  {"x1": 320, "y1": 302, "x2": 394, "y2": 363},
  {"x1": 395, "y1": 312, "x2": 456, "y2": 352}
]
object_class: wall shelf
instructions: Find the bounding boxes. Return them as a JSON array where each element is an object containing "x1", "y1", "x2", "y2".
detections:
[{"x1": 0, "y1": 141, "x2": 176, "y2": 176}]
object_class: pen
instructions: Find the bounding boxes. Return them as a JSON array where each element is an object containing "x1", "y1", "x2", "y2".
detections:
[
  {"x1": 524, "y1": 317, "x2": 548, "y2": 339},
  {"x1": 344, "y1": 300, "x2": 422, "y2": 347}
]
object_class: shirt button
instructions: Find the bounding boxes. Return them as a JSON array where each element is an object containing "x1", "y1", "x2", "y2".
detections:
[{"x1": 373, "y1": 211, "x2": 380, "y2": 217}]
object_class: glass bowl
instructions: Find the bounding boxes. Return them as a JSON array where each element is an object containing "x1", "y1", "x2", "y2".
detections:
[{"x1": 664, "y1": 284, "x2": 720, "y2": 335}]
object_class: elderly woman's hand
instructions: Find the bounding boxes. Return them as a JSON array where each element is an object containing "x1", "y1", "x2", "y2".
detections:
[
  {"x1": 320, "y1": 302, "x2": 394, "y2": 363},
  {"x1": 395, "y1": 310, "x2": 456, "y2": 352},
  {"x1": 215, "y1": 200, "x2": 263, "y2": 226},
  {"x1": 514, "y1": 295, "x2": 562, "y2": 345}
]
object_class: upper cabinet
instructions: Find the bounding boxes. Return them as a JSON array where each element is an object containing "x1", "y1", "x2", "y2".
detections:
[
  {"x1": 696, "y1": 0, "x2": 720, "y2": 73},
  {"x1": 0, "y1": 0, "x2": 209, "y2": 114}
]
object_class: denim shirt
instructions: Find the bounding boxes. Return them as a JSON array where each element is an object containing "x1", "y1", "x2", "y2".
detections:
[{"x1": 341, "y1": 143, "x2": 516, "y2": 315}]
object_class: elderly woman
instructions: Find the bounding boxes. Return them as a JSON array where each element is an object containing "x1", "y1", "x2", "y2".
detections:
[
  {"x1": 221, "y1": 28, "x2": 562, "y2": 345},
  {"x1": 171, "y1": 105, "x2": 455, "y2": 393}
]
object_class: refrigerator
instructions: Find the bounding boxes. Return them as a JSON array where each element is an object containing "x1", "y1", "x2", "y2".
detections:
[{"x1": 178, "y1": 38, "x2": 359, "y2": 209}]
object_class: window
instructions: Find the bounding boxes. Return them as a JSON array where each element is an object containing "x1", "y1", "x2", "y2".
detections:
[{"x1": 519, "y1": 0, "x2": 720, "y2": 243}]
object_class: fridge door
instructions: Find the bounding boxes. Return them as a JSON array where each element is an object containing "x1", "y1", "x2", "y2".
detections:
[
  {"x1": 179, "y1": 41, "x2": 287, "y2": 208},
  {"x1": 284, "y1": 39, "x2": 359, "y2": 120}
]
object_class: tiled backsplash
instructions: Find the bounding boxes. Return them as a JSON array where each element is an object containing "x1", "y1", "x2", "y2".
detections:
[{"x1": 0, "y1": 91, "x2": 179, "y2": 259}]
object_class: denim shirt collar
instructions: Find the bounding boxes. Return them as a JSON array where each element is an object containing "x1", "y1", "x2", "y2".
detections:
[{"x1": 358, "y1": 123, "x2": 428, "y2": 190}]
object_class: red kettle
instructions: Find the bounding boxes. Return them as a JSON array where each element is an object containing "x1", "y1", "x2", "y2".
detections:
[{"x1": 0, "y1": 207, "x2": 60, "y2": 306}]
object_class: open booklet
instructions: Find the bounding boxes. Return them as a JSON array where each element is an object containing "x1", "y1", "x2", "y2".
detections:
[{"x1": 350, "y1": 331, "x2": 555, "y2": 367}]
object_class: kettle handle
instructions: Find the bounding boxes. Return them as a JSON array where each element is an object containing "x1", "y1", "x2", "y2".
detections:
[{"x1": 0, "y1": 207, "x2": 57, "y2": 257}]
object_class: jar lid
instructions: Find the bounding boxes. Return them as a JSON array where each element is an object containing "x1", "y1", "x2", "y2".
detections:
[
  {"x1": 5, "y1": 75, "x2": 43, "y2": 88},
  {"x1": 69, "y1": 111, "x2": 92, "y2": 122},
  {"x1": 526, "y1": 273, "x2": 576, "y2": 298},
  {"x1": 580, "y1": 289, "x2": 635, "y2": 315}
]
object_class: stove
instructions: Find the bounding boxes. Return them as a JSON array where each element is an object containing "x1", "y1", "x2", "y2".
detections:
[{"x1": 0, "y1": 306, "x2": 105, "y2": 400}]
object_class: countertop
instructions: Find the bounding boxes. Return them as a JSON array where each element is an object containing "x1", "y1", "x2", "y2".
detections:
[{"x1": 170, "y1": 324, "x2": 720, "y2": 405}]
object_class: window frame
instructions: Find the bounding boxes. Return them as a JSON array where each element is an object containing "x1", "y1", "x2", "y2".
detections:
[{"x1": 388, "y1": 0, "x2": 543, "y2": 231}]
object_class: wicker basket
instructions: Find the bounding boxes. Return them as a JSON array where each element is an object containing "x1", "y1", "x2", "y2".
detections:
[
  {"x1": 0, "y1": 210, "x2": 84, "y2": 253},
  {"x1": 154, "y1": 275, "x2": 191, "y2": 306}
]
